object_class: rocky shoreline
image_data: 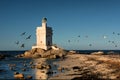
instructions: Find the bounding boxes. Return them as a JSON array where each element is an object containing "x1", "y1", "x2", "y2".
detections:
[
  {"x1": 12, "y1": 48, "x2": 120, "y2": 79},
  {"x1": 50, "y1": 53, "x2": 120, "y2": 80}
]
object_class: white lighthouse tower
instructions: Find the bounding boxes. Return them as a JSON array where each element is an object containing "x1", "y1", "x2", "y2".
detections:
[{"x1": 32, "y1": 17, "x2": 53, "y2": 50}]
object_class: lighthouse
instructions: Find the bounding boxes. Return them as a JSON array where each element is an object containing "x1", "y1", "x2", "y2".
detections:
[{"x1": 32, "y1": 17, "x2": 53, "y2": 50}]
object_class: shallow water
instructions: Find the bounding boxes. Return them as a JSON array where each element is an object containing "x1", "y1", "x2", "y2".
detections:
[
  {"x1": 0, "y1": 53, "x2": 60, "y2": 79},
  {"x1": 0, "y1": 57, "x2": 34, "y2": 79}
]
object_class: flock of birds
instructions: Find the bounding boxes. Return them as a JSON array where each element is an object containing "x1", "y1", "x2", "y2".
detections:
[
  {"x1": 15, "y1": 32, "x2": 32, "y2": 48},
  {"x1": 67, "y1": 32, "x2": 120, "y2": 48},
  {"x1": 15, "y1": 31, "x2": 120, "y2": 49}
]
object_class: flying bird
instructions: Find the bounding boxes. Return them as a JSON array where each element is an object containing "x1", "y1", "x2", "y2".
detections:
[
  {"x1": 15, "y1": 41, "x2": 19, "y2": 45},
  {"x1": 85, "y1": 35, "x2": 88, "y2": 38},
  {"x1": 20, "y1": 44, "x2": 25, "y2": 48},
  {"x1": 115, "y1": 45, "x2": 117, "y2": 47},
  {"x1": 117, "y1": 33, "x2": 120, "y2": 35},
  {"x1": 68, "y1": 40, "x2": 70, "y2": 43},
  {"x1": 113, "y1": 32, "x2": 115, "y2": 34},
  {"x1": 26, "y1": 35, "x2": 31, "y2": 39},
  {"x1": 103, "y1": 36, "x2": 107, "y2": 39},
  {"x1": 112, "y1": 41, "x2": 115, "y2": 44},
  {"x1": 21, "y1": 32, "x2": 26, "y2": 36},
  {"x1": 78, "y1": 35, "x2": 80, "y2": 38},
  {"x1": 89, "y1": 44, "x2": 92, "y2": 46},
  {"x1": 108, "y1": 40, "x2": 111, "y2": 43}
]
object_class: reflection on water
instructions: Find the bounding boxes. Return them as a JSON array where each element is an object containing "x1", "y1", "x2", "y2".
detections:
[
  {"x1": 0, "y1": 55, "x2": 60, "y2": 79},
  {"x1": 34, "y1": 58, "x2": 59, "y2": 79},
  {"x1": 0, "y1": 57, "x2": 35, "y2": 79},
  {"x1": 35, "y1": 69, "x2": 48, "y2": 79}
]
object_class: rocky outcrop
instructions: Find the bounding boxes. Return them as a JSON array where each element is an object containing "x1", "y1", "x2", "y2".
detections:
[
  {"x1": 16, "y1": 47, "x2": 67, "y2": 59},
  {"x1": 0, "y1": 54, "x2": 5, "y2": 59},
  {"x1": 14, "y1": 73, "x2": 24, "y2": 79}
]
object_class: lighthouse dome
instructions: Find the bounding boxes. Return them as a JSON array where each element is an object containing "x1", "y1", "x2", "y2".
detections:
[{"x1": 42, "y1": 17, "x2": 47, "y2": 23}]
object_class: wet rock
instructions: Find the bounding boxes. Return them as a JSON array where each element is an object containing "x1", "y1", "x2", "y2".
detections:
[
  {"x1": 46, "y1": 71, "x2": 53, "y2": 74},
  {"x1": 8, "y1": 64, "x2": 15, "y2": 67},
  {"x1": 57, "y1": 67, "x2": 63, "y2": 72},
  {"x1": 31, "y1": 65, "x2": 36, "y2": 69},
  {"x1": 36, "y1": 64, "x2": 43, "y2": 69},
  {"x1": 0, "y1": 69, "x2": 5, "y2": 72},
  {"x1": 26, "y1": 75, "x2": 32, "y2": 79},
  {"x1": 0, "y1": 54, "x2": 5, "y2": 59},
  {"x1": 24, "y1": 51, "x2": 32, "y2": 57},
  {"x1": 14, "y1": 73, "x2": 24, "y2": 79},
  {"x1": 23, "y1": 63, "x2": 27, "y2": 67},
  {"x1": 21, "y1": 68, "x2": 26, "y2": 71},
  {"x1": 46, "y1": 64, "x2": 51, "y2": 69},
  {"x1": 14, "y1": 72, "x2": 19, "y2": 75},
  {"x1": 29, "y1": 61, "x2": 33, "y2": 65}
]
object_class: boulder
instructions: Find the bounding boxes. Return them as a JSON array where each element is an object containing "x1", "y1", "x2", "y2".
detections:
[
  {"x1": 24, "y1": 51, "x2": 32, "y2": 57},
  {"x1": 45, "y1": 64, "x2": 51, "y2": 69},
  {"x1": 30, "y1": 48, "x2": 37, "y2": 54},
  {"x1": 14, "y1": 72, "x2": 19, "y2": 75},
  {"x1": 31, "y1": 65, "x2": 36, "y2": 69},
  {"x1": 21, "y1": 68, "x2": 26, "y2": 71},
  {"x1": 49, "y1": 55, "x2": 56, "y2": 59},
  {"x1": 91, "y1": 51, "x2": 104, "y2": 55},
  {"x1": 68, "y1": 50, "x2": 76, "y2": 55},
  {"x1": 0, "y1": 54, "x2": 5, "y2": 59},
  {"x1": 14, "y1": 73, "x2": 24, "y2": 79},
  {"x1": 29, "y1": 61, "x2": 33, "y2": 65},
  {"x1": 26, "y1": 75, "x2": 32, "y2": 79},
  {"x1": 36, "y1": 64, "x2": 43, "y2": 69},
  {"x1": 36, "y1": 48, "x2": 45, "y2": 54},
  {"x1": 18, "y1": 46, "x2": 67, "y2": 59},
  {"x1": 32, "y1": 53, "x2": 41, "y2": 58}
]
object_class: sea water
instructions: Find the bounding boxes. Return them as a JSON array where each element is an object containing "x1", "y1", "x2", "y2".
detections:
[{"x1": 0, "y1": 51, "x2": 59, "y2": 79}]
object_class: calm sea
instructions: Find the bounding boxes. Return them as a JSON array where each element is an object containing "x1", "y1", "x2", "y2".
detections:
[{"x1": 0, "y1": 50, "x2": 59, "y2": 79}]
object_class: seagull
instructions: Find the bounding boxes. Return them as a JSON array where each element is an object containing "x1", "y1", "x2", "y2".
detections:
[
  {"x1": 115, "y1": 45, "x2": 117, "y2": 47},
  {"x1": 89, "y1": 44, "x2": 92, "y2": 46},
  {"x1": 26, "y1": 35, "x2": 31, "y2": 39},
  {"x1": 117, "y1": 33, "x2": 120, "y2": 35},
  {"x1": 21, "y1": 44, "x2": 25, "y2": 48},
  {"x1": 68, "y1": 40, "x2": 70, "y2": 43},
  {"x1": 15, "y1": 41, "x2": 19, "y2": 45},
  {"x1": 103, "y1": 35, "x2": 107, "y2": 39},
  {"x1": 85, "y1": 35, "x2": 88, "y2": 38},
  {"x1": 78, "y1": 35, "x2": 80, "y2": 38},
  {"x1": 113, "y1": 32, "x2": 115, "y2": 34},
  {"x1": 21, "y1": 32, "x2": 26, "y2": 36},
  {"x1": 112, "y1": 41, "x2": 114, "y2": 43}
]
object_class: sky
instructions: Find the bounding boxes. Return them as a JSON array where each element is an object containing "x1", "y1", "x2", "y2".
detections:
[{"x1": 1, "y1": 0, "x2": 120, "y2": 50}]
